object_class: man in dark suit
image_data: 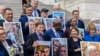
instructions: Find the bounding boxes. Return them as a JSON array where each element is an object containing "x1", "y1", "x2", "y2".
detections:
[
  {"x1": 65, "y1": 10, "x2": 85, "y2": 29},
  {"x1": 24, "y1": 22, "x2": 45, "y2": 56},
  {"x1": 44, "y1": 19, "x2": 64, "y2": 41},
  {"x1": 0, "y1": 8, "x2": 13, "y2": 26},
  {"x1": 19, "y1": 6, "x2": 33, "y2": 41},
  {"x1": 31, "y1": 0, "x2": 41, "y2": 17}
]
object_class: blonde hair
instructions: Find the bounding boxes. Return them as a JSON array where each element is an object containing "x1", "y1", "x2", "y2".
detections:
[
  {"x1": 85, "y1": 45, "x2": 97, "y2": 56},
  {"x1": 87, "y1": 23, "x2": 96, "y2": 32}
]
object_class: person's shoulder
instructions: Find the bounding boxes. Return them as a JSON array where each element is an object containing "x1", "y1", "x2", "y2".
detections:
[{"x1": 78, "y1": 19, "x2": 84, "y2": 22}]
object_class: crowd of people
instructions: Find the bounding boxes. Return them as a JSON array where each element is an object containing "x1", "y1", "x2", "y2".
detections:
[{"x1": 0, "y1": 0, "x2": 100, "y2": 56}]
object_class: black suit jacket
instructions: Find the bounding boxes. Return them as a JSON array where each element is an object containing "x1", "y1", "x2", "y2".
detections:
[
  {"x1": 0, "y1": 20, "x2": 4, "y2": 26},
  {"x1": 66, "y1": 19, "x2": 85, "y2": 29},
  {"x1": 68, "y1": 37, "x2": 81, "y2": 56},
  {"x1": 36, "y1": 9, "x2": 41, "y2": 17},
  {"x1": 0, "y1": 39, "x2": 12, "y2": 56},
  {"x1": 24, "y1": 32, "x2": 44, "y2": 56}
]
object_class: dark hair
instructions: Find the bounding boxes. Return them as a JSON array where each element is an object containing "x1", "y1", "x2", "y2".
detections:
[
  {"x1": 35, "y1": 22, "x2": 44, "y2": 27},
  {"x1": 70, "y1": 27, "x2": 79, "y2": 34},
  {"x1": 4, "y1": 8, "x2": 12, "y2": 13},
  {"x1": 72, "y1": 10, "x2": 79, "y2": 15}
]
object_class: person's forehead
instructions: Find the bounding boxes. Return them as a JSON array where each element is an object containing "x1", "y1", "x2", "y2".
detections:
[
  {"x1": 0, "y1": 30, "x2": 5, "y2": 33},
  {"x1": 5, "y1": 10, "x2": 13, "y2": 13}
]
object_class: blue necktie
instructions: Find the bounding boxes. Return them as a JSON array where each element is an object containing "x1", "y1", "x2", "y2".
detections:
[{"x1": 56, "y1": 32, "x2": 60, "y2": 38}]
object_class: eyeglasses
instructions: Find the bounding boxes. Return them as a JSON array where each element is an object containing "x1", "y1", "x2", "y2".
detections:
[{"x1": 61, "y1": 50, "x2": 66, "y2": 52}]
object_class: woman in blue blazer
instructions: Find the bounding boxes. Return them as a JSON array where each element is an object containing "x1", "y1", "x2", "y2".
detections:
[{"x1": 83, "y1": 23, "x2": 100, "y2": 42}]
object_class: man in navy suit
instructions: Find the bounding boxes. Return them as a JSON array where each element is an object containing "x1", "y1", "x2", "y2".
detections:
[
  {"x1": 19, "y1": 6, "x2": 33, "y2": 41},
  {"x1": 24, "y1": 22, "x2": 45, "y2": 56},
  {"x1": 0, "y1": 8, "x2": 13, "y2": 26},
  {"x1": 31, "y1": 0, "x2": 41, "y2": 17},
  {"x1": 44, "y1": 19, "x2": 64, "y2": 41},
  {"x1": 66, "y1": 10, "x2": 85, "y2": 29}
]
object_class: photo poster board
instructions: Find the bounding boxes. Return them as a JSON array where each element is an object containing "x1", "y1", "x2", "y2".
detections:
[
  {"x1": 53, "y1": 11, "x2": 65, "y2": 30},
  {"x1": 28, "y1": 17, "x2": 42, "y2": 34},
  {"x1": 78, "y1": 28, "x2": 84, "y2": 38},
  {"x1": 95, "y1": 24, "x2": 100, "y2": 30},
  {"x1": 52, "y1": 38, "x2": 68, "y2": 56},
  {"x1": 80, "y1": 41, "x2": 100, "y2": 56},
  {"x1": 34, "y1": 41, "x2": 51, "y2": 56},
  {"x1": 3, "y1": 22, "x2": 24, "y2": 44},
  {"x1": 43, "y1": 18, "x2": 56, "y2": 30}
]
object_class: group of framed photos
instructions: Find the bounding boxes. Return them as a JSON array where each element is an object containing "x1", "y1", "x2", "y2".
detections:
[
  {"x1": 34, "y1": 38, "x2": 100, "y2": 56},
  {"x1": 28, "y1": 11, "x2": 65, "y2": 32}
]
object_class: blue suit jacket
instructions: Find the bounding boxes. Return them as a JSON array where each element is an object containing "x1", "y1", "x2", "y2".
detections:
[
  {"x1": 19, "y1": 15, "x2": 29, "y2": 41},
  {"x1": 66, "y1": 19, "x2": 85, "y2": 29},
  {"x1": 48, "y1": 14, "x2": 53, "y2": 18},
  {"x1": 83, "y1": 35, "x2": 100, "y2": 42},
  {"x1": 44, "y1": 29, "x2": 64, "y2": 41},
  {"x1": 0, "y1": 39, "x2": 12, "y2": 56}
]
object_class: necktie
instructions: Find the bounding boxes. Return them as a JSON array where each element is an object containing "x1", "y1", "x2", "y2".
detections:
[
  {"x1": 39, "y1": 34, "x2": 43, "y2": 41},
  {"x1": 56, "y1": 32, "x2": 60, "y2": 38}
]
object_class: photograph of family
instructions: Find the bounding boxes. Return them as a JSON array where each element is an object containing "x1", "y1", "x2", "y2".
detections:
[
  {"x1": 34, "y1": 41, "x2": 51, "y2": 56},
  {"x1": 3, "y1": 22, "x2": 24, "y2": 44}
]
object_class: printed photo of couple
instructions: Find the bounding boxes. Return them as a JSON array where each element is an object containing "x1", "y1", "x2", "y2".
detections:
[{"x1": 52, "y1": 38, "x2": 68, "y2": 56}]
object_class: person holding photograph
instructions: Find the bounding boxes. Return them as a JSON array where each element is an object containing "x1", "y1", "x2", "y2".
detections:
[
  {"x1": 83, "y1": 23, "x2": 100, "y2": 42},
  {"x1": 44, "y1": 19, "x2": 64, "y2": 41},
  {"x1": 48, "y1": 5, "x2": 60, "y2": 18},
  {"x1": 24, "y1": 22, "x2": 45, "y2": 56},
  {"x1": 68, "y1": 27, "x2": 81, "y2": 56},
  {"x1": 0, "y1": 26, "x2": 19, "y2": 56},
  {"x1": 19, "y1": 6, "x2": 33, "y2": 41}
]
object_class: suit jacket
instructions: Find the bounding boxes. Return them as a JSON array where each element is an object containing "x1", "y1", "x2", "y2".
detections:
[
  {"x1": 19, "y1": 15, "x2": 29, "y2": 42},
  {"x1": 48, "y1": 14, "x2": 53, "y2": 18},
  {"x1": 68, "y1": 37, "x2": 81, "y2": 56},
  {"x1": 32, "y1": 9, "x2": 41, "y2": 17},
  {"x1": 24, "y1": 32, "x2": 44, "y2": 56},
  {"x1": 83, "y1": 34, "x2": 100, "y2": 42},
  {"x1": 0, "y1": 39, "x2": 12, "y2": 56},
  {"x1": 0, "y1": 20, "x2": 4, "y2": 26},
  {"x1": 44, "y1": 28, "x2": 64, "y2": 41},
  {"x1": 66, "y1": 19, "x2": 85, "y2": 29}
]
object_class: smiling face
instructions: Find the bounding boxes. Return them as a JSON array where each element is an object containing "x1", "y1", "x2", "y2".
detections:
[
  {"x1": 4, "y1": 10, "x2": 13, "y2": 22},
  {"x1": 70, "y1": 28, "x2": 79, "y2": 38},
  {"x1": 0, "y1": 28, "x2": 6, "y2": 41}
]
